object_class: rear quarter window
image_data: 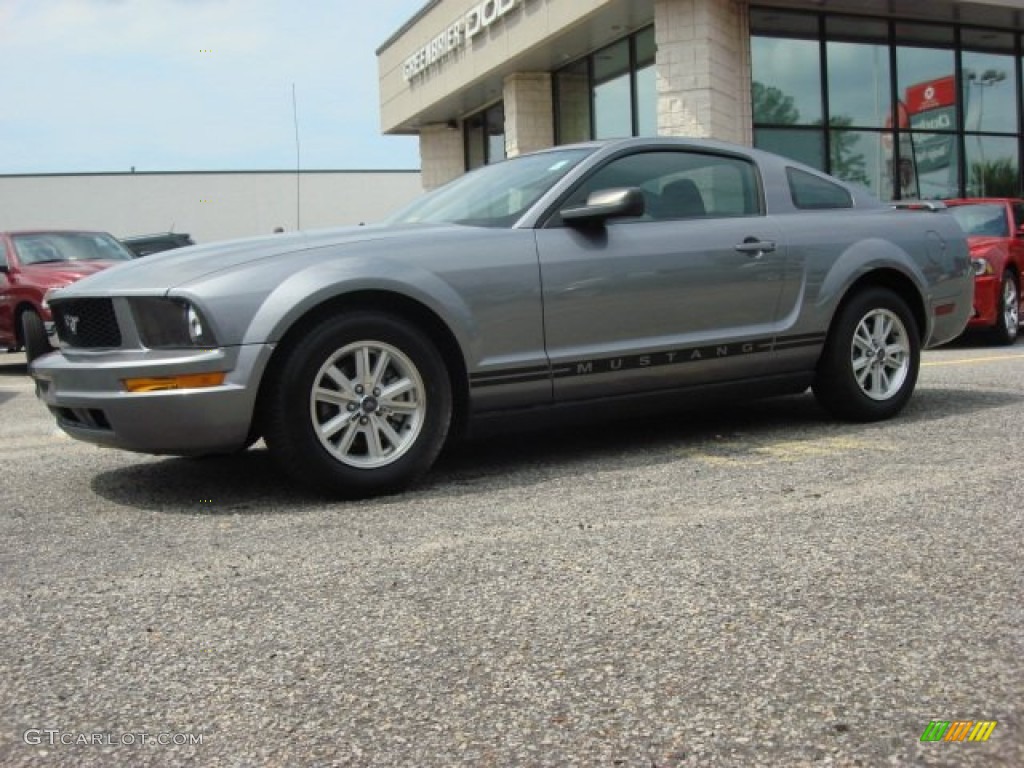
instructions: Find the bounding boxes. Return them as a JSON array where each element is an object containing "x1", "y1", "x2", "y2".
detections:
[{"x1": 787, "y1": 167, "x2": 853, "y2": 210}]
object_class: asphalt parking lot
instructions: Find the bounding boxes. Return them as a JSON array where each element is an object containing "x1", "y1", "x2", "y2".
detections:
[{"x1": 0, "y1": 342, "x2": 1020, "y2": 767}]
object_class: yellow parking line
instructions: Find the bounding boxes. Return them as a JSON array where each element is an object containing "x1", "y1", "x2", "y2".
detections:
[{"x1": 922, "y1": 353, "x2": 1024, "y2": 367}]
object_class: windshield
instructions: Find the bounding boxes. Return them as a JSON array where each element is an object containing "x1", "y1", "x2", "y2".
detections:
[
  {"x1": 13, "y1": 232, "x2": 135, "y2": 265},
  {"x1": 949, "y1": 204, "x2": 1009, "y2": 237},
  {"x1": 386, "y1": 147, "x2": 595, "y2": 227}
]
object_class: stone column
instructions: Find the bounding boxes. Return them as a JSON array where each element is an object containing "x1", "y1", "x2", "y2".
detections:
[
  {"x1": 556, "y1": 71, "x2": 590, "y2": 145},
  {"x1": 502, "y1": 73, "x2": 555, "y2": 157},
  {"x1": 655, "y1": 0, "x2": 752, "y2": 145},
  {"x1": 419, "y1": 123, "x2": 464, "y2": 190}
]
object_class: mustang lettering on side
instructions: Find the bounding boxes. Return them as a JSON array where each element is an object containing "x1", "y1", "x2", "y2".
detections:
[{"x1": 28, "y1": 138, "x2": 972, "y2": 498}]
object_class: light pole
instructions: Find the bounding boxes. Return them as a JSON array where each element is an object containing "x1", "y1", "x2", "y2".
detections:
[{"x1": 966, "y1": 68, "x2": 1007, "y2": 196}]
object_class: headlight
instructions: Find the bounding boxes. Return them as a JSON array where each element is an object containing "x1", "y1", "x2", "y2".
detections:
[
  {"x1": 971, "y1": 257, "x2": 993, "y2": 277},
  {"x1": 130, "y1": 297, "x2": 218, "y2": 348},
  {"x1": 186, "y1": 306, "x2": 206, "y2": 344}
]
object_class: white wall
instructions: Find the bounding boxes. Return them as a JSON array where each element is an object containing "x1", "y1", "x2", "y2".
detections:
[{"x1": 0, "y1": 171, "x2": 423, "y2": 245}]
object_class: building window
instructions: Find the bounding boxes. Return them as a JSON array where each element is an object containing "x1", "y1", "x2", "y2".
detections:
[
  {"x1": 554, "y1": 26, "x2": 657, "y2": 145},
  {"x1": 465, "y1": 102, "x2": 506, "y2": 171},
  {"x1": 634, "y1": 27, "x2": 657, "y2": 137},
  {"x1": 751, "y1": 8, "x2": 1023, "y2": 200},
  {"x1": 961, "y1": 33, "x2": 1019, "y2": 197},
  {"x1": 594, "y1": 39, "x2": 632, "y2": 139}
]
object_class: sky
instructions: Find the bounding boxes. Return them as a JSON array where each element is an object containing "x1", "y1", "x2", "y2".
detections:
[{"x1": 0, "y1": 0, "x2": 427, "y2": 174}]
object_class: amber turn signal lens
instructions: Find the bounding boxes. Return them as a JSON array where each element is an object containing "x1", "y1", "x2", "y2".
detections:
[{"x1": 122, "y1": 372, "x2": 226, "y2": 392}]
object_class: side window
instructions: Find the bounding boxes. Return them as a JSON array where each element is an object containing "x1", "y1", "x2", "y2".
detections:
[
  {"x1": 557, "y1": 149, "x2": 762, "y2": 223},
  {"x1": 787, "y1": 167, "x2": 853, "y2": 210}
]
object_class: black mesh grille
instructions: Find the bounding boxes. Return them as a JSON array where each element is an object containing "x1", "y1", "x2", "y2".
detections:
[{"x1": 53, "y1": 299, "x2": 122, "y2": 348}]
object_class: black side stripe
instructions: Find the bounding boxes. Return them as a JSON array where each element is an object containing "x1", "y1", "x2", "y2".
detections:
[
  {"x1": 469, "y1": 365, "x2": 551, "y2": 386},
  {"x1": 469, "y1": 332, "x2": 826, "y2": 388},
  {"x1": 774, "y1": 332, "x2": 828, "y2": 348}
]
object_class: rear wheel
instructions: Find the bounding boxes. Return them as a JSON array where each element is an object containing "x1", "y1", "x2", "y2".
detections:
[
  {"x1": 813, "y1": 287, "x2": 920, "y2": 422},
  {"x1": 262, "y1": 312, "x2": 452, "y2": 497},
  {"x1": 991, "y1": 271, "x2": 1019, "y2": 345}
]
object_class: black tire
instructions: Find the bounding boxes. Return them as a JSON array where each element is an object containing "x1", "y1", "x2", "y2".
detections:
[
  {"x1": 991, "y1": 271, "x2": 1019, "y2": 346},
  {"x1": 262, "y1": 311, "x2": 452, "y2": 497},
  {"x1": 813, "y1": 287, "x2": 920, "y2": 422},
  {"x1": 20, "y1": 309, "x2": 52, "y2": 364}
]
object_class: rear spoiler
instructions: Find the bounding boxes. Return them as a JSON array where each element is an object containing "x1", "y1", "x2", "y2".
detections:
[{"x1": 890, "y1": 200, "x2": 948, "y2": 211}]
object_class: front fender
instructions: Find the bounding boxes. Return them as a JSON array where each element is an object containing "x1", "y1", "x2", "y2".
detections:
[{"x1": 243, "y1": 255, "x2": 477, "y2": 360}]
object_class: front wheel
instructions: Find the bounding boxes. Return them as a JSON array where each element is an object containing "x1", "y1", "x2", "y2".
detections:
[
  {"x1": 20, "y1": 309, "x2": 52, "y2": 364},
  {"x1": 262, "y1": 312, "x2": 452, "y2": 497},
  {"x1": 991, "y1": 271, "x2": 1019, "y2": 345},
  {"x1": 813, "y1": 288, "x2": 920, "y2": 422}
]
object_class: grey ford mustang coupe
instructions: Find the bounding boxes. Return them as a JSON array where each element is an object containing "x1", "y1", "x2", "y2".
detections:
[{"x1": 29, "y1": 138, "x2": 972, "y2": 497}]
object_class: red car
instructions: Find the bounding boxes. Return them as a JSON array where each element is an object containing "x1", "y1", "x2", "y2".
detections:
[
  {"x1": 946, "y1": 198, "x2": 1024, "y2": 344},
  {"x1": 0, "y1": 230, "x2": 134, "y2": 354}
]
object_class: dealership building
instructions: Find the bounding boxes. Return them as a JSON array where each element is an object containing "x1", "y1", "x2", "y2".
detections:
[{"x1": 377, "y1": 0, "x2": 1024, "y2": 200}]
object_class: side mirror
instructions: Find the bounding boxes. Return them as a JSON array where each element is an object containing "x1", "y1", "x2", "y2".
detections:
[
  {"x1": 0, "y1": 264, "x2": 9, "y2": 274},
  {"x1": 560, "y1": 187, "x2": 645, "y2": 226}
]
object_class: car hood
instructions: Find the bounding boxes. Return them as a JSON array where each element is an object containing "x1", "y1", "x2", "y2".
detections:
[
  {"x1": 51, "y1": 224, "x2": 452, "y2": 297},
  {"x1": 966, "y1": 235, "x2": 1008, "y2": 245},
  {"x1": 20, "y1": 260, "x2": 125, "y2": 286},
  {"x1": 966, "y1": 235, "x2": 1010, "y2": 254}
]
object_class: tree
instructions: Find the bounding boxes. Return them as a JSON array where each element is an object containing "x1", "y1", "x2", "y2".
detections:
[
  {"x1": 970, "y1": 157, "x2": 1020, "y2": 197},
  {"x1": 752, "y1": 81, "x2": 800, "y2": 125},
  {"x1": 826, "y1": 115, "x2": 870, "y2": 187}
]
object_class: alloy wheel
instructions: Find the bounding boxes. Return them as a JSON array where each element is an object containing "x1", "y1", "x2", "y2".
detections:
[
  {"x1": 1002, "y1": 276, "x2": 1018, "y2": 337},
  {"x1": 309, "y1": 340, "x2": 426, "y2": 469},
  {"x1": 850, "y1": 308, "x2": 911, "y2": 401}
]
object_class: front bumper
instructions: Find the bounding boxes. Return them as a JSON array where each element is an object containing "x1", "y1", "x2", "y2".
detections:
[{"x1": 30, "y1": 344, "x2": 273, "y2": 456}]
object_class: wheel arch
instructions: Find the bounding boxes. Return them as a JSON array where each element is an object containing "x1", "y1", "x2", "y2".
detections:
[
  {"x1": 252, "y1": 290, "x2": 470, "y2": 441},
  {"x1": 832, "y1": 268, "x2": 927, "y2": 344}
]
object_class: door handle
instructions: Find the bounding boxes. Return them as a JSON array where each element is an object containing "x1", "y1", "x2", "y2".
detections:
[{"x1": 735, "y1": 238, "x2": 776, "y2": 257}]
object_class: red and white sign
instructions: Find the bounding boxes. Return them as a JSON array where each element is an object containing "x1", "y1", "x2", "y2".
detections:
[
  {"x1": 905, "y1": 76, "x2": 956, "y2": 115},
  {"x1": 904, "y1": 75, "x2": 958, "y2": 173}
]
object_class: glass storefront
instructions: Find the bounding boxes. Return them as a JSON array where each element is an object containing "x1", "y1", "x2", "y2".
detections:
[
  {"x1": 465, "y1": 102, "x2": 506, "y2": 171},
  {"x1": 554, "y1": 26, "x2": 656, "y2": 145},
  {"x1": 751, "y1": 8, "x2": 1023, "y2": 200}
]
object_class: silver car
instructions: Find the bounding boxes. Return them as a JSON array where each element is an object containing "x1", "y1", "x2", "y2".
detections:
[{"x1": 29, "y1": 138, "x2": 972, "y2": 497}]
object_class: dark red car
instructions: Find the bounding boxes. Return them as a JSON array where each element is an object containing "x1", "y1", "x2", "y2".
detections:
[
  {"x1": 0, "y1": 230, "x2": 134, "y2": 353},
  {"x1": 946, "y1": 198, "x2": 1024, "y2": 344}
]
